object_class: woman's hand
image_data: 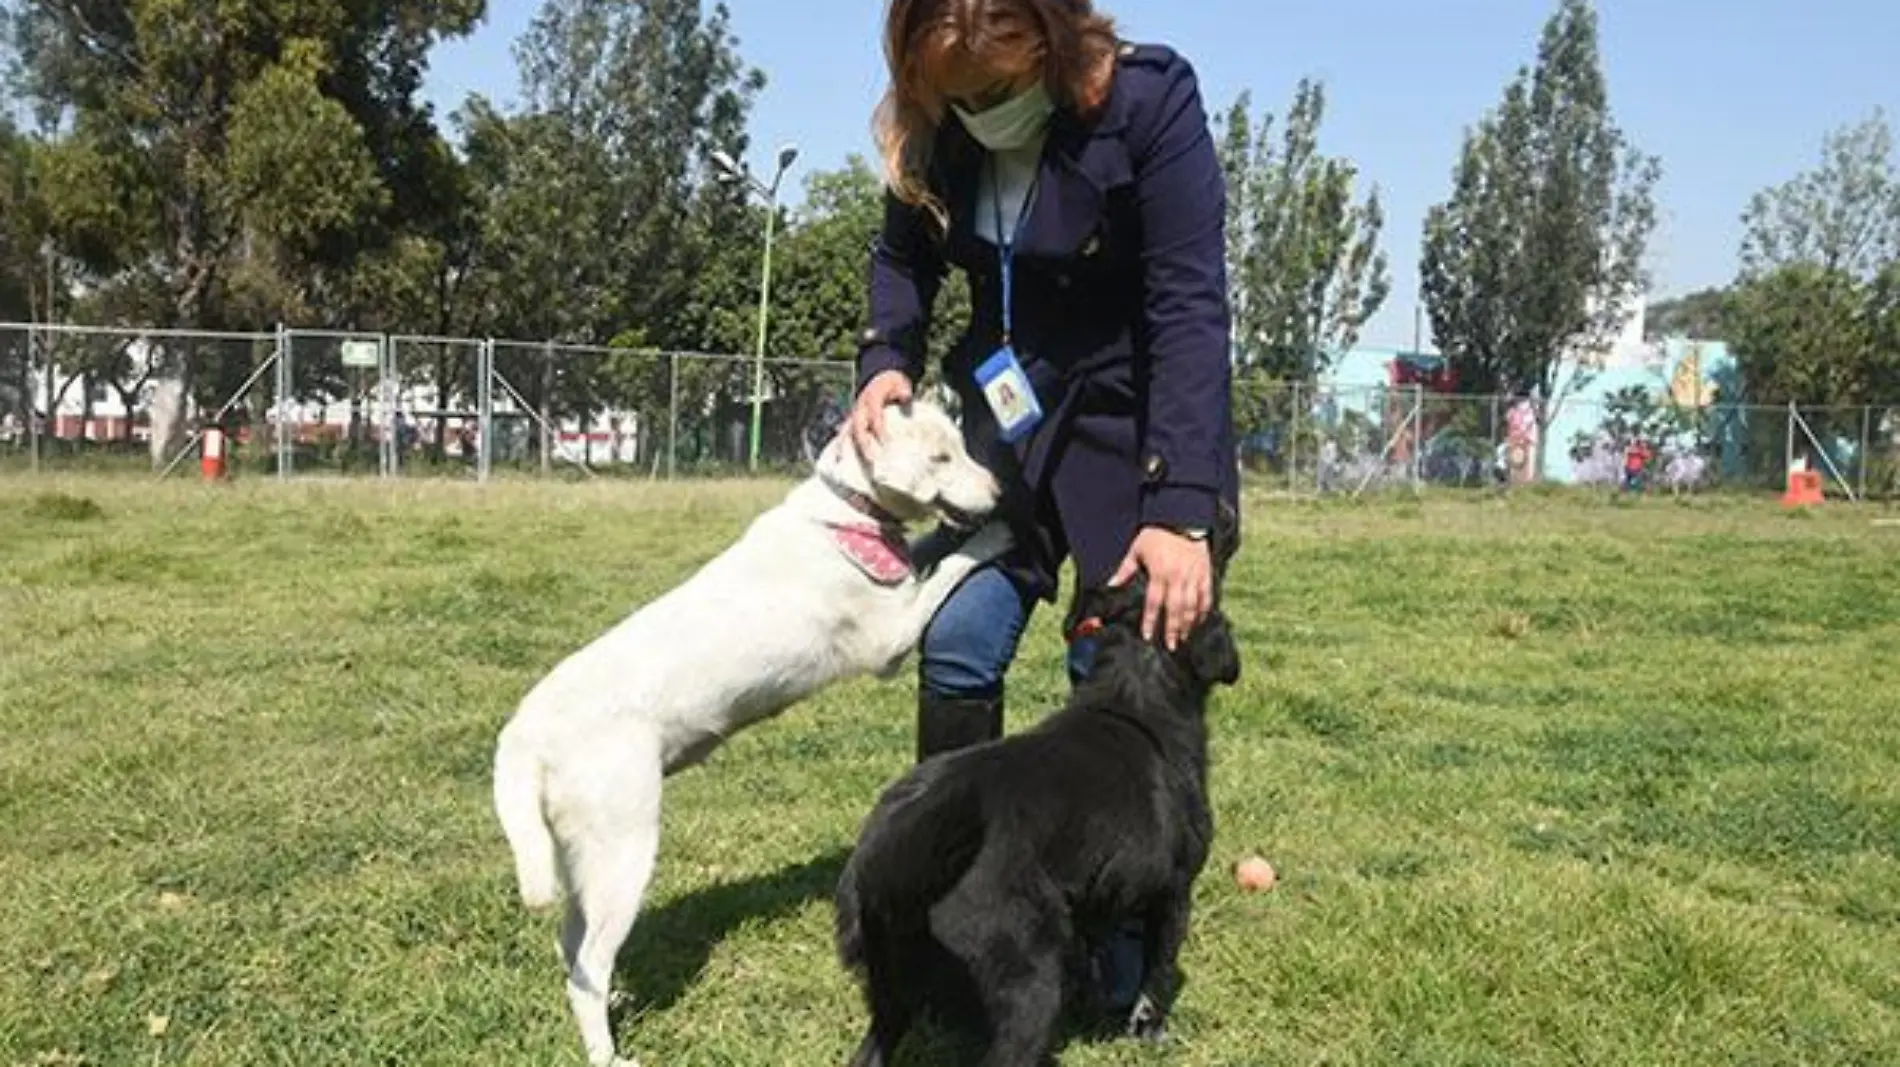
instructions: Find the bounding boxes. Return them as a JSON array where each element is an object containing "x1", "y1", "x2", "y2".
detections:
[
  {"x1": 1109, "y1": 525, "x2": 1213, "y2": 651},
  {"x1": 850, "y1": 370, "x2": 914, "y2": 459}
]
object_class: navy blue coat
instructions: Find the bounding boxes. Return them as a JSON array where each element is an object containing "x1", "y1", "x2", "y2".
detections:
[{"x1": 856, "y1": 42, "x2": 1240, "y2": 602}]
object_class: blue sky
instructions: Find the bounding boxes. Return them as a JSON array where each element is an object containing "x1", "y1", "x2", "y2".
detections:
[{"x1": 422, "y1": 0, "x2": 1900, "y2": 350}]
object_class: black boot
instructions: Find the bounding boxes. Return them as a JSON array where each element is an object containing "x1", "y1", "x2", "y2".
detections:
[{"x1": 915, "y1": 692, "x2": 1004, "y2": 763}]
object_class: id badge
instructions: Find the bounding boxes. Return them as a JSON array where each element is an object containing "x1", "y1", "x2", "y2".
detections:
[{"x1": 975, "y1": 346, "x2": 1043, "y2": 443}]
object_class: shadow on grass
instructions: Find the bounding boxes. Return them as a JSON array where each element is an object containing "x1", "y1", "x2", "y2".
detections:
[
  {"x1": 615, "y1": 846, "x2": 852, "y2": 1013},
  {"x1": 831, "y1": 942, "x2": 1189, "y2": 1066},
  {"x1": 609, "y1": 845, "x2": 1187, "y2": 1064}
]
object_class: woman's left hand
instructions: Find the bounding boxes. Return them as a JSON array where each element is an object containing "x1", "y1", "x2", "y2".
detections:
[{"x1": 1109, "y1": 526, "x2": 1213, "y2": 651}]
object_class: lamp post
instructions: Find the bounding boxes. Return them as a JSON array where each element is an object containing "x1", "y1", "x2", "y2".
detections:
[{"x1": 711, "y1": 142, "x2": 799, "y2": 472}]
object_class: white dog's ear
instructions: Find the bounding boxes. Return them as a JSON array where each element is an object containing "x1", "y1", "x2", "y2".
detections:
[{"x1": 863, "y1": 408, "x2": 929, "y2": 500}]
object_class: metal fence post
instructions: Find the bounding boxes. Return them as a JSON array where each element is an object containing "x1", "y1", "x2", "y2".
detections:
[
  {"x1": 276, "y1": 324, "x2": 291, "y2": 482},
  {"x1": 667, "y1": 350, "x2": 679, "y2": 480},
  {"x1": 380, "y1": 334, "x2": 394, "y2": 479},
  {"x1": 1413, "y1": 383, "x2": 1424, "y2": 488},
  {"x1": 27, "y1": 323, "x2": 42, "y2": 475},
  {"x1": 478, "y1": 338, "x2": 494, "y2": 484},
  {"x1": 1490, "y1": 393, "x2": 1501, "y2": 484},
  {"x1": 1314, "y1": 384, "x2": 1325, "y2": 496},
  {"x1": 1288, "y1": 381, "x2": 1300, "y2": 495},
  {"x1": 381, "y1": 332, "x2": 393, "y2": 479},
  {"x1": 1785, "y1": 400, "x2": 1796, "y2": 480},
  {"x1": 540, "y1": 341, "x2": 553, "y2": 478},
  {"x1": 1860, "y1": 405, "x2": 1871, "y2": 501}
]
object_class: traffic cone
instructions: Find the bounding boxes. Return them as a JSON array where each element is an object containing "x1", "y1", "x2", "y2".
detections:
[
  {"x1": 201, "y1": 426, "x2": 227, "y2": 482},
  {"x1": 1780, "y1": 460, "x2": 1823, "y2": 507}
]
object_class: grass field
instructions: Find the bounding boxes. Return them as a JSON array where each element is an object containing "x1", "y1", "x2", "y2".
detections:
[{"x1": 2, "y1": 476, "x2": 1898, "y2": 1066}]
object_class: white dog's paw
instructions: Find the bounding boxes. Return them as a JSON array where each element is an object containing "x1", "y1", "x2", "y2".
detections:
[{"x1": 873, "y1": 651, "x2": 910, "y2": 680}]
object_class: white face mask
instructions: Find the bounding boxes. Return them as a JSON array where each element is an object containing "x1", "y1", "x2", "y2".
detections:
[{"x1": 953, "y1": 81, "x2": 1055, "y2": 151}]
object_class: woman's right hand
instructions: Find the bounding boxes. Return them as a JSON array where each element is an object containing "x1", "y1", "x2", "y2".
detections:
[{"x1": 850, "y1": 369, "x2": 914, "y2": 459}]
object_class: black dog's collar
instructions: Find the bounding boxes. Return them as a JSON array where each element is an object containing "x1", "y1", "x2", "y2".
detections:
[{"x1": 1066, "y1": 616, "x2": 1104, "y2": 644}]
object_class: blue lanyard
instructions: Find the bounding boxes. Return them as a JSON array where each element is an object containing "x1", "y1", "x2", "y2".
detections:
[{"x1": 991, "y1": 157, "x2": 1038, "y2": 347}]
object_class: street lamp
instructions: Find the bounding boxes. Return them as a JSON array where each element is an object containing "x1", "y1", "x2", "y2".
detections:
[{"x1": 711, "y1": 142, "x2": 799, "y2": 472}]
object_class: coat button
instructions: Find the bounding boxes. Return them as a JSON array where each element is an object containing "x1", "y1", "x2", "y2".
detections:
[
  {"x1": 1144, "y1": 454, "x2": 1166, "y2": 483},
  {"x1": 1056, "y1": 273, "x2": 1071, "y2": 288},
  {"x1": 1081, "y1": 235, "x2": 1101, "y2": 257}
]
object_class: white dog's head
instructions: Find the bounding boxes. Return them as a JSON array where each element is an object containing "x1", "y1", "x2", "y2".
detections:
[{"x1": 821, "y1": 400, "x2": 1001, "y2": 529}]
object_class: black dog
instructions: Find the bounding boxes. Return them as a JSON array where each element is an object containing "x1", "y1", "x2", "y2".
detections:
[{"x1": 833, "y1": 565, "x2": 1242, "y2": 1066}]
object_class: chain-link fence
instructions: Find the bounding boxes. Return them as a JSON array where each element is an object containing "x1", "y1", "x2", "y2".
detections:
[
  {"x1": 1231, "y1": 378, "x2": 1899, "y2": 500},
  {"x1": 7, "y1": 318, "x2": 1898, "y2": 500},
  {"x1": 0, "y1": 323, "x2": 863, "y2": 482},
  {"x1": 0, "y1": 322, "x2": 283, "y2": 476}
]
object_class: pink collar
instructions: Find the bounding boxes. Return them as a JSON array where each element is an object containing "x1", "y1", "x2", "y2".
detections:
[{"x1": 827, "y1": 521, "x2": 912, "y2": 585}]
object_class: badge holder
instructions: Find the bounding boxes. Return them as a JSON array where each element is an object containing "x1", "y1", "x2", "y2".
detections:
[
  {"x1": 976, "y1": 346, "x2": 1041, "y2": 443},
  {"x1": 979, "y1": 161, "x2": 1044, "y2": 444}
]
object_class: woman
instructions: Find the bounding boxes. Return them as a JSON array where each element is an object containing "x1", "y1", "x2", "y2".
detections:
[
  {"x1": 849, "y1": 0, "x2": 1240, "y2": 1013},
  {"x1": 854, "y1": 0, "x2": 1238, "y2": 740}
]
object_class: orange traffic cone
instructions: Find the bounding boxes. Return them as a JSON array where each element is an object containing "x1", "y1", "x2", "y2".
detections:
[
  {"x1": 1781, "y1": 464, "x2": 1823, "y2": 507},
  {"x1": 201, "y1": 426, "x2": 227, "y2": 482}
]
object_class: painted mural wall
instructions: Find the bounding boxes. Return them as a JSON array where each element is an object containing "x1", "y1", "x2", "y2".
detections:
[{"x1": 1314, "y1": 336, "x2": 1754, "y2": 487}]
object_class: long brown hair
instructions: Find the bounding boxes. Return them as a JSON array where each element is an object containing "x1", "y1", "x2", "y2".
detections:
[{"x1": 875, "y1": 0, "x2": 1119, "y2": 228}]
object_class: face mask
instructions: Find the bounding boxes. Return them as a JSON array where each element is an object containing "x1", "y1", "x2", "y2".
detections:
[{"x1": 953, "y1": 81, "x2": 1055, "y2": 151}]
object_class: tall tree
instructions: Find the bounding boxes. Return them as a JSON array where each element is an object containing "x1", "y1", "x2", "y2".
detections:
[
  {"x1": 1725, "y1": 264, "x2": 1876, "y2": 407},
  {"x1": 1646, "y1": 286, "x2": 1729, "y2": 341},
  {"x1": 0, "y1": 118, "x2": 48, "y2": 323},
  {"x1": 1217, "y1": 78, "x2": 1389, "y2": 381},
  {"x1": 1728, "y1": 110, "x2": 1900, "y2": 407},
  {"x1": 1420, "y1": 0, "x2": 1661, "y2": 477},
  {"x1": 1, "y1": 118, "x2": 45, "y2": 426},
  {"x1": 4, "y1": 0, "x2": 484, "y2": 413},
  {"x1": 1739, "y1": 110, "x2": 1899, "y2": 284},
  {"x1": 472, "y1": 0, "x2": 763, "y2": 451},
  {"x1": 606, "y1": 156, "x2": 974, "y2": 466},
  {"x1": 478, "y1": 0, "x2": 762, "y2": 348}
]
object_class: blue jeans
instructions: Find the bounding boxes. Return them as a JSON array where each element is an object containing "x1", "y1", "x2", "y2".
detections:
[
  {"x1": 919, "y1": 562, "x2": 1098, "y2": 699},
  {"x1": 917, "y1": 561, "x2": 1137, "y2": 1012}
]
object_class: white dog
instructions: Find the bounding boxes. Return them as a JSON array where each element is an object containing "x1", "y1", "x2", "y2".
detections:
[{"x1": 491, "y1": 400, "x2": 1011, "y2": 1067}]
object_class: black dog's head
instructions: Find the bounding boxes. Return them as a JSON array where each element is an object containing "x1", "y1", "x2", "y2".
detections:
[
  {"x1": 1064, "y1": 500, "x2": 1245, "y2": 690},
  {"x1": 1066, "y1": 576, "x2": 1242, "y2": 690}
]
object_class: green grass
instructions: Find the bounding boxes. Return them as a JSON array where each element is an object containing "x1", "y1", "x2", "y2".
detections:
[{"x1": 2, "y1": 476, "x2": 1898, "y2": 1066}]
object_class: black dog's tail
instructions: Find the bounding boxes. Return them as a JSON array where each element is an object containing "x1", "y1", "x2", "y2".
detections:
[{"x1": 835, "y1": 765, "x2": 986, "y2": 973}]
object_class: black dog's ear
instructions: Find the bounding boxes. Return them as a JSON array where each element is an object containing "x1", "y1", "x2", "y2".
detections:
[
  {"x1": 1210, "y1": 499, "x2": 1242, "y2": 586},
  {"x1": 1183, "y1": 610, "x2": 1241, "y2": 687},
  {"x1": 1064, "y1": 574, "x2": 1146, "y2": 636}
]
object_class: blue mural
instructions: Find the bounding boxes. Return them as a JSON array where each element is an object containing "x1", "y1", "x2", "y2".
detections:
[{"x1": 1310, "y1": 337, "x2": 1757, "y2": 487}]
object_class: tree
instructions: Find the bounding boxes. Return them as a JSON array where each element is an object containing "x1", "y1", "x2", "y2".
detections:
[
  {"x1": 5, "y1": 0, "x2": 484, "y2": 424},
  {"x1": 1420, "y1": 0, "x2": 1661, "y2": 478},
  {"x1": 475, "y1": 0, "x2": 761, "y2": 348},
  {"x1": 1871, "y1": 261, "x2": 1900, "y2": 401},
  {"x1": 0, "y1": 119, "x2": 43, "y2": 323},
  {"x1": 1646, "y1": 286, "x2": 1728, "y2": 340},
  {"x1": 1217, "y1": 78, "x2": 1389, "y2": 381},
  {"x1": 609, "y1": 155, "x2": 974, "y2": 468},
  {"x1": 1727, "y1": 110, "x2": 1900, "y2": 408},
  {"x1": 466, "y1": 0, "x2": 764, "y2": 460},
  {"x1": 1568, "y1": 383, "x2": 1701, "y2": 469},
  {"x1": 1739, "y1": 110, "x2": 1899, "y2": 284},
  {"x1": 1726, "y1": 264, "x2": 1876, "y2": 407},
  {"x1": 0, "y1": 119, "x2": 56, "y2": 433}
]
